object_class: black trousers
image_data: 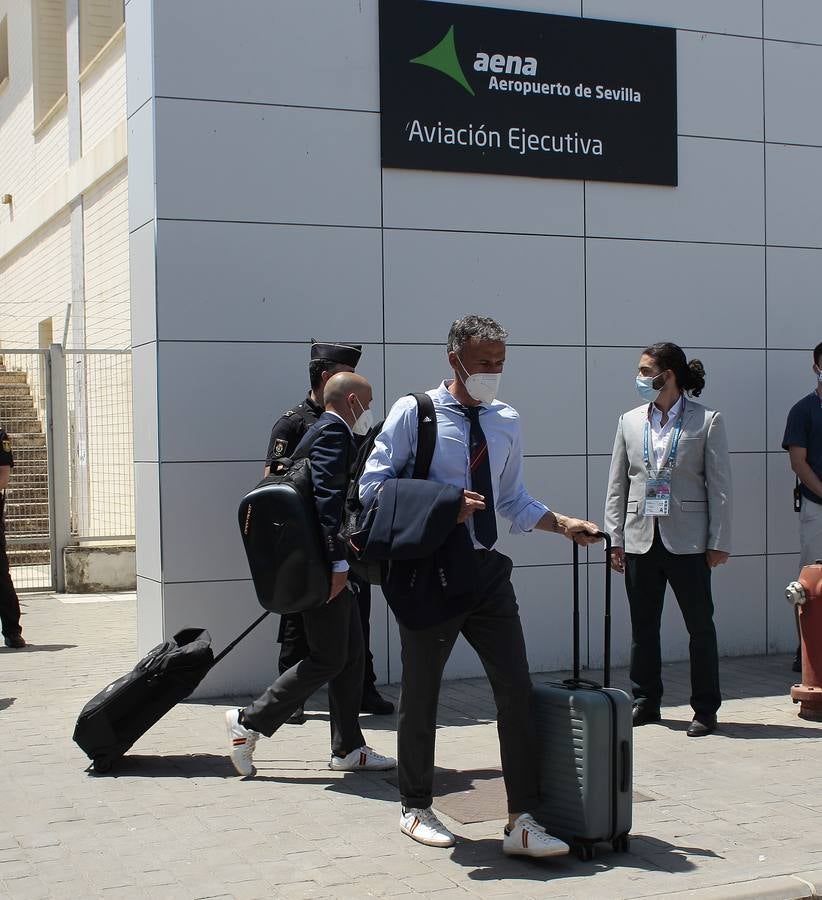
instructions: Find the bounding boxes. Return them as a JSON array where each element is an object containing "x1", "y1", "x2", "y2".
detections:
[
  {"x1": 0, "y1": 539, "x2": 22, "y2": 640},
  {"x1": 244, "y1": 587, "x2": 366, "y2": 757},
  {"x1": 397, "y1": 550, "x2": 539, "y2": 813},
  {"x1": 277, "y1": 576, "x2": 378, "y2": 692},
  {"x1": 624, "y1": 530, "x2": 721, "y2": 717}
]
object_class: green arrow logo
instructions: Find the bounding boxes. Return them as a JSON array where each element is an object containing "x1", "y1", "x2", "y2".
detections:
[{"x1": 410, "y1": 25, "x2": 475, "y2": 96}]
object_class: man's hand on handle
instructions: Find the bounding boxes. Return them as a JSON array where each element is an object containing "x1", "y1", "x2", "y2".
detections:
[
  {"x1": 554, "y1": 514, "x2": 603, "y2": 546},
  {"x1": 457, "y1": 490, "x2": 486, "y2": 524}
]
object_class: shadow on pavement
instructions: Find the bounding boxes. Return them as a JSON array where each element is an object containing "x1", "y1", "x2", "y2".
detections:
[
  {"x1": 666, "y1": 719, "x2": 822, "y2": 739},
  {"x1": 636, "y1": 717, "x2": 822, "y2": 739},
  {"x1": 0, "y1": 643, "x2": 77, "y2": 652},
  {"x1": 88, "y1": 753, "x2": 237, "y2": 778},
  {"x1": 0, "y1": 697, "x2": 15, "y2": 711},
  {"x1": 90, "y1": 754, "x2": 397, "y2": 799},
  {"x1": 449, "y1": 833, "x2": 710, "y2": 882}
]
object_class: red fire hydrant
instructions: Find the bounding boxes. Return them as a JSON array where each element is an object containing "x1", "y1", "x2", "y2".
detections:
[{"x1": 786, "y1": 561, "x2": 822, "y2": 721}]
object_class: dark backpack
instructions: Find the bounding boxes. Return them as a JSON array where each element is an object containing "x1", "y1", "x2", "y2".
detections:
[
  {"x1": 343, "y1": 393, "x2": 437, "y2": 584},
  {"x1": 237, "y1": 424, "x2": 332, "y2": 613}
]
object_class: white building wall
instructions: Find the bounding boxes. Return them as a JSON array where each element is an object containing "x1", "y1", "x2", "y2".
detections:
[
  {"x1": 1, "y1": 2, "x2": 131, "y2": 571},
  {"x1": 83, "y1": 163, "x2": 128, "y2": 348},
  {"x1": 129, "y1": 0, "x2": 820, "y2": 697},
  {"x1": 0, "y1": 0, "x2": 127, "y2": 352},
  {"x1": 0, "y1": 1, "x2": 70, "y2": 226},
  {"x1": 80, "y1": 25, "x2": 124, "y2": 154},
  {"x1": 0, "y1": 211, "x2": 72, "y2": 346}
]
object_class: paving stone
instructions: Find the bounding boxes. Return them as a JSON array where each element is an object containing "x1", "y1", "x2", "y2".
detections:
[
  {"x1": 400, "y1": 871, "x2": 461, "y2": 892},
  {"x1": 0, "y1": 876, "x2": 53, "y2": 899}
]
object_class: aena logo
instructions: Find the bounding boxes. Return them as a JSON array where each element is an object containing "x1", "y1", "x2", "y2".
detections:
[
  {"x1": 410, "y1": 26, "x2": 539, "y2": 95},
  {"x1": 410, "y1": 26, "x2": 475, "y2": 96}
]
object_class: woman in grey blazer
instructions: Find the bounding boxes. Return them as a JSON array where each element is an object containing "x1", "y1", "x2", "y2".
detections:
[{"x1": 604, "y1": 342, "x2": 732, "y2": 737}]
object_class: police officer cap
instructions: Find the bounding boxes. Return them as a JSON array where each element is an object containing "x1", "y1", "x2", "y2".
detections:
[{"x1": 310, "y1": 340, "x2": 362, "y2": 368}]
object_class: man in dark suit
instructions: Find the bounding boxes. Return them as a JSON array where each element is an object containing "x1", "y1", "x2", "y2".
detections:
[
  {"x1": 265, "y1": 341, "x2": 393, "y2": 720},
  {"x1": 225, "y1": 373, "x2": 396, "y2": 777}
]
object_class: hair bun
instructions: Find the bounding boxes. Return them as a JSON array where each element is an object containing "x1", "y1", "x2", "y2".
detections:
[{"x1": 687, "y1": 359, "x2": 706, "y2": 397}]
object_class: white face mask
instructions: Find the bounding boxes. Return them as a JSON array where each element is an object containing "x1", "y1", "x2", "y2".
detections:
[
  {"x1": 351, "y1": 397, "x2": 374, "y2": 436},
  {"x1": 817, "y1": 367, "x2": 822, "y2": 385},
  {"x1": 457, "y1": 356, "x2": 501, "y2": 404}
]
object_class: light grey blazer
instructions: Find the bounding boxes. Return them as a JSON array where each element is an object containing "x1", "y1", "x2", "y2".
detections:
[{"x1": 604, "y1": 400, "x2": 732, "y2": 555}]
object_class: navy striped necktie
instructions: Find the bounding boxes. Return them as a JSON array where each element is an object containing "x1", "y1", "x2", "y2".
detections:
[{"x1": 463, "y1": 406, "x2": 497, "y2": 549}]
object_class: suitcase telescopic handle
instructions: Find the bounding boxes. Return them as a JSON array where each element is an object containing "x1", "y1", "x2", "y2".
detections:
[
  {"x1": 213, "y1": 610, "x2": 272, "y2": 666},
  {"x1": 572, "y1": 531, "x2": 612, "y2": 688}
]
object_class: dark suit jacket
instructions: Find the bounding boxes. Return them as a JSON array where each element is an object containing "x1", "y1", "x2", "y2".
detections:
[{"x1": 294, "y1": 412, "x2": 354, "y2": 564}]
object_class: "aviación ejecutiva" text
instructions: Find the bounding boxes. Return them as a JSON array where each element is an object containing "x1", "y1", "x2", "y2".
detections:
[{"x1": 406, "y1": 120, "x2": 604, "y2": 156}]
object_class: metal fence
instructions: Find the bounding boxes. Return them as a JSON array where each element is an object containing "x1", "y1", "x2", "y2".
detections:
[
  {"x1": 65, "y1": 350, "x2": 134, "y2": 541},
  {"x1": 0, "y1": 346, "x2": 134, "y2": 592},
  {"x1": 0, "y1": 350, "x2": 51, "y2": 591}
]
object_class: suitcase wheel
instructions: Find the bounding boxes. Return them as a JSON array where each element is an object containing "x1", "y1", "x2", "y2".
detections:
[
  {"x1": 612, "y1": 834, "x2": 630, "y2": 854},
  {"x1": 575, "y1": 843, "x2": 596, "y2": 862},
  {"x1": 93, "y1": 757, "x2": 113, "y2": 774}
]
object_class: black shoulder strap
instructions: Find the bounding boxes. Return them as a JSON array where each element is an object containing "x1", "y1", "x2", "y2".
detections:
[{"x1": 410, "y1": 393, "x2": 436, "y2": 480}]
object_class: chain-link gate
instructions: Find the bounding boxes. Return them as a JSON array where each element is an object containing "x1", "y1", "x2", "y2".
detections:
[
  {"x1": 0, "y1": 350, "x2": 51, "y2": 591},
  {"x1": 0, "y1": 346, "x2": 134, "y2": 593}
]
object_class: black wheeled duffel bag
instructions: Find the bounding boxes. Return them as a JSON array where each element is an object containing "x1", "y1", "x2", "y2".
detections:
[{"x1": 73, "y1": 613, "x2": 269, "y2": 773}]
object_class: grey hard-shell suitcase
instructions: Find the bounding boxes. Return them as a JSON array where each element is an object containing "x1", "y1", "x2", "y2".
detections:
[{"x1": 533, "y1": 533, "x2": 633, "y2": 861}]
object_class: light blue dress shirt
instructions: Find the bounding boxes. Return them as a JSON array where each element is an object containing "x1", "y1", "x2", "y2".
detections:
[{"x1": 359, "y1": 381, "x2": 550, "y2": 550}]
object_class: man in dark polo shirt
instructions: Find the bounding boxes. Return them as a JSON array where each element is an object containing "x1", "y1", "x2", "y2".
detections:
[
  {"x1": 782, "y1": 340, "x2": 822, "y2": 671},
  {"x1": 0, "y1": 428, "x2": 25, "y2": 649}
]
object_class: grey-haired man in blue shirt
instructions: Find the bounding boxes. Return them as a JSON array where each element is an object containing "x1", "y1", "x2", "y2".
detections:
[{"x1": 360, "y1": 314, "x2": 601, "y2": 859}]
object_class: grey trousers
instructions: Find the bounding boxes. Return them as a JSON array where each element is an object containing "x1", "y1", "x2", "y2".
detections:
[
  {"x1": 243, "y1": 587, "x2": 366, "y2": 757},
  {"x1": 397, "y1": 550, "x2": 539, "y2": 813}
]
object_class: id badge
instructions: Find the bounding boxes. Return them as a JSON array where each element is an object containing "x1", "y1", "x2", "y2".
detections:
[{"x1": 644, "y1": 468, "x2": 672, "y2": 517}]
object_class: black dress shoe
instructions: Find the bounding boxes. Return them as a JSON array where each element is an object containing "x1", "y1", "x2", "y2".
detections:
[
  {"x1": 793, "y1": 645, "x2": 802, "y2": 674},
  {"x1": 686, "y1": 714, "x2": 717, "y2": 737},
  {"x1": 286, "y1": 706, "x2": 306, "y2": 725},
  {"x1": 360, "y1": 690, "x2": 395, "y2": 715},
  {"x1": 632, "y1": 705, "x2": 661, "y2": 727},
  {"x1": 3, "y1": 635, "x2": 26, "y2": 649}
]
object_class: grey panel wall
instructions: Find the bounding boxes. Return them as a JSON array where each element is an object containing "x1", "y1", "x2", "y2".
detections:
[{"x1": 128, "y1": 0, "x2": 821, "y2": 696}]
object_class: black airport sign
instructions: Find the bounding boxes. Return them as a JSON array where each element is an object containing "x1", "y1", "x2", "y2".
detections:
[{"x1": 379, "y1": 0, "x2": 678, "y2": 186}]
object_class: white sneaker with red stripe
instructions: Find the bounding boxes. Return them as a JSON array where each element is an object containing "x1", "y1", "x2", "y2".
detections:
[
  {"x1": 503, "y1": 813, "x2": 569, "y2": 858},
  {"x1": 328, "y1": 745, "x2": 396, "y2": 771},
  {"x1": 400, "y1": 807, "x2": 456, "y2": 847},
  {"x1": 225, "y1": 708, "x2": 260, "y2": 776}
]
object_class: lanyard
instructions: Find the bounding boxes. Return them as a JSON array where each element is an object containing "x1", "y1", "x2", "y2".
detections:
[{"x1": 643, "y1": 399, "x2": 686, "y2": 472}]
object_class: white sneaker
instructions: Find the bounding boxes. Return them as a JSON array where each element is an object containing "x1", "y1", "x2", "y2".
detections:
[
  {"x1": 328, "y1": 745, "x2": 396, "y2": 771},
  {"x1": 225, "y1": 708, "x2": 259, "y2": 776},
  {"x1": 503, "y1": 813, "x2": 569, "y2": 858},
  {"x1": 400, "y1": 807, "x2": 456, "y2": 848}
]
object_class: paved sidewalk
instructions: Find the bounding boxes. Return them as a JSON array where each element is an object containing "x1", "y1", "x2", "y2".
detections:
[{"x1": 2, "y1": 593, "x2": 822, "y2": 899}]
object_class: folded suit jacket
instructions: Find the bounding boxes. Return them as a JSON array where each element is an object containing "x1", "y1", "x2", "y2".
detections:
[{"x1": 358, "y1": 477, "x2": 465, "y2": 561}]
